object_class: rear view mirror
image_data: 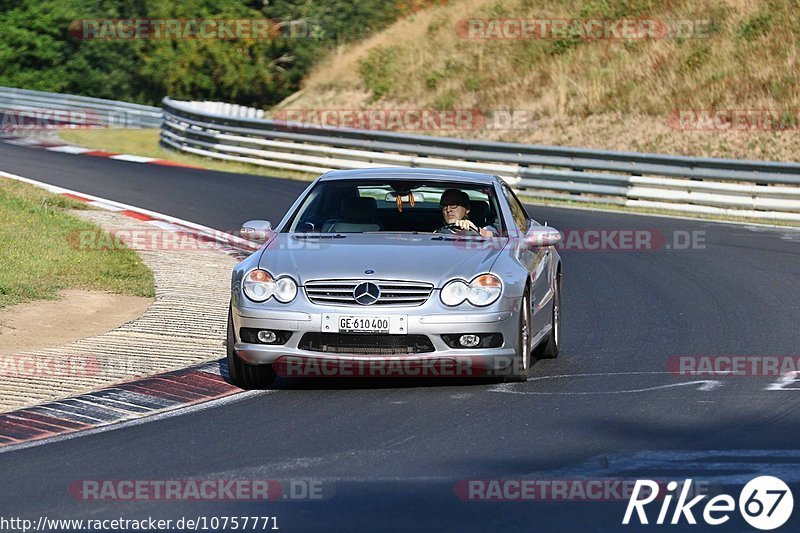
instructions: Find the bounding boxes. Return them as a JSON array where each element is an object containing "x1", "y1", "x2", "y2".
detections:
[{"x1": 385, "y1": 192, "x2": 425, "y2": 203}]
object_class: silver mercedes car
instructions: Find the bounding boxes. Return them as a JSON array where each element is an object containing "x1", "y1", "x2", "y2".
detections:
[{"x1": 227, "y1": 168, "x2": 562, "y2": 387}]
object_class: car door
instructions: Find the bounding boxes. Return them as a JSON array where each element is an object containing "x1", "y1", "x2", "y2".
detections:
[{"x1": 499, "y1": 184, "x2": 555, "y2": 339}]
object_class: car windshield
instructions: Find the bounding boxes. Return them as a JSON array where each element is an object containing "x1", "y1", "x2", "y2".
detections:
[{"x1": 283, "y1": 179, "x2": 505, "y2": 235}]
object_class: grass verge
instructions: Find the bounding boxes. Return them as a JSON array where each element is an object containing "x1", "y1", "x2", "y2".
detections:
[
  {"x1": 0, "y1": 178, "x2": 155, "y2": 309},
  {"x1": 58, "y1": 129, "x2": 317, "y2": 182}
]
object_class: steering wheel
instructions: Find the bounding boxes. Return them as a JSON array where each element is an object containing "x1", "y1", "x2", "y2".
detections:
[{"x1": 435, "y1": 223, "x2": 480, "y2": 236}]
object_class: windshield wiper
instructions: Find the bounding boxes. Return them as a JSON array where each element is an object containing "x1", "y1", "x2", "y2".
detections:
[
  {"x1": 430, "y1": 235, "x2": 474, "y2": 241},
  {"x1": 293, "y1": 234, "x2": 346, "y2": 239}
]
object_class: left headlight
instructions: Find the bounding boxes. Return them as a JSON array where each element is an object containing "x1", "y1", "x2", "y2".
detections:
[
  {"x1": 440, "y1": 274, "x2": 502, "y2": 307},
  {"x1": 243, "y1": 269, "x2": 297, "y2": 303}
]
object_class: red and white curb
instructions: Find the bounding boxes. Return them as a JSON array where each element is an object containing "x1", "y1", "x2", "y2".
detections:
[
  {"x1": 1, "y1": 134, "x2": 203, "y2": 169},
  {"x1": 0, "y1": 170, "x2": 261, "y2": 259},
  {"x1": 0, "y1": 362, "x2": 261, "y2": 451}
]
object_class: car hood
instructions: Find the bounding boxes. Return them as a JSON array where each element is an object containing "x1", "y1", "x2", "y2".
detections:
[{"x1": 258, "y1": 233, "x2": 508, "y2": 287}]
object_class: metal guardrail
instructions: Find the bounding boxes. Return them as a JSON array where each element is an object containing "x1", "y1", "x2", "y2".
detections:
[
  {"x1": 0, "y1": 86, "x2": 162, "y2": 129},
  {"x1": 158, "y1": 96, "x2": 799, "y2": 221}
]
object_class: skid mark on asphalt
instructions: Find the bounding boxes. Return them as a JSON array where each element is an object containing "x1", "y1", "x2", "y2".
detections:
[{"x1": 488, "y1": 371, "x2": 722, "y2": 395}]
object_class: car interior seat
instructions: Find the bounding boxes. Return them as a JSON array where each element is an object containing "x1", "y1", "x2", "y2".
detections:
[
  {"x1": 469, "y1": 200, "x2": 490, "y2": 227},
  {"x1": 323, "y1": 197, "x2": 383, "y2": 232}
]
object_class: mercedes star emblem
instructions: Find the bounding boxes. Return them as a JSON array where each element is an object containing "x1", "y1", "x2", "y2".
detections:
[{"x1": 353, "y1": 282, "x2": 380, "y2": 305}]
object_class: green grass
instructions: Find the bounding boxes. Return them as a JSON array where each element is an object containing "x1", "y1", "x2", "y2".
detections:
[
  {"x1": 0, "y1": 179, "x2": 155, "y2": 309},
  {"x1": 58, "y1": 129, "x2": 317, "y2": 182}
]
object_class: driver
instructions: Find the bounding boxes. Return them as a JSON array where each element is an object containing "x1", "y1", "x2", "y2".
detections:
[{"x1": 437, "y1": 188, "x2": 497, "y2": 237}]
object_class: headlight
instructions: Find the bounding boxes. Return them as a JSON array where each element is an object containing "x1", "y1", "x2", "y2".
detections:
[
  {"x1": 440, "y1": 274, "x2": 502, "y2": 307},
  {"x1": 441, "y1": 279, "x2": 469, "y2": 306},
  {"x1": 468, "y1": 274, "x2": 502, "y2": 306},
  {"x1": 242, "y1": 270, "x2": 298, "y2": 303},
  {"x1": 274, "y1": 276, "x2": 298, "y2": 303}
]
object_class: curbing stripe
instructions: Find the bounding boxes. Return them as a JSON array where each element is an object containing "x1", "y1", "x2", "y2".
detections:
[
  {"x1": 62, "y1": 193, "x2": 91, "y2": 202},
  {"x1": 109, "y1": 154, "x2": 157, "y2": 163},
  {"x1": 8, "y1": 412, "x2": 91, "y2": 431},
  {"x1": 120, "y1": 209, "x2": 155, "y2": 221},
  {"x1": 32, "y1": 405, "x2": 108, "y2": 425},
  {"x1": 0, "y1": 362, "x2": 242, "y2": 449},
  {"x1": 46, "y1": 145, "x2": 92, "y2": 154},
  {"x1": 151, "y1": 159, "x2": 204, "y2": 169},
  {"x1": 83, "y1": 150, "x2": 120, "y2": 157},
  {"x1": 2, "y1": 137, "x2": 201, "y2": 169},
  {"x1": 90, "y1": 389, "x2": 179, "y2": 410}
]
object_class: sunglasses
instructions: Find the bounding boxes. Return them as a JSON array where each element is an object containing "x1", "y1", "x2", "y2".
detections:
[{"x1": 440, "y1": 203, "x2": 467, "y2": 210}]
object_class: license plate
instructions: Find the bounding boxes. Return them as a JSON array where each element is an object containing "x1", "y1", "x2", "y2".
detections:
[
  {"x1": 321, "y1": 314, "x2": 407, "y2": 334},
  {"x1": 339, "y1": 316, "x2": 389, "y2": 333}
]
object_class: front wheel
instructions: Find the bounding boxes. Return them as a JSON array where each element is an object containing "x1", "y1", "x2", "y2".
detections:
[
  {"x1": 504, "y1": 290, "x2": 531, "y2": 382},
  {"x1": 227, "y1": 305, "x2": 276, "y2": 389},
  {"x1": 533, "y1": 276, "x2": 561, "y2": 359}
]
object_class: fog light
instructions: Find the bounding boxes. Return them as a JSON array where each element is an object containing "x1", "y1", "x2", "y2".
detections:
[
  {"x1": 257, "y1": 330, "x2": 277, "y2": 344},
  {"x1": 459, "y1": 334, "x2": 481, "y2": 348}
]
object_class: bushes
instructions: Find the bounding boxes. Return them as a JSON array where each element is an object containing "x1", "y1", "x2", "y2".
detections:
[{"x1": 0, "y1": 0, "x2": 410, "y2": 107}]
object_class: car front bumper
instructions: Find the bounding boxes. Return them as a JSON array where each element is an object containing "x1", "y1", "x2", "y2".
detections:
[{"x1": 231, "y1": 294, "x2": 522, "y2": 377}]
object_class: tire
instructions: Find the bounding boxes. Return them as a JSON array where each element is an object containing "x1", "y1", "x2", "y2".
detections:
[
  {"x1": 533, "y1": 275, "x2": 560, "y2": 359},
  {"x1": 227, "y1": 305, "x2": 276, "y2": 389},
  {"x1": 504, "y1": 289, "x2": 531, "y2": 382}
]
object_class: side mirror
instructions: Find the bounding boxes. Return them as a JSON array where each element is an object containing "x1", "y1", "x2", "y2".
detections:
[
  {"x1": 524, "y1": 226, "x2": 562, "y2": 247},
  {"x1": 240, "y1": 220, "x2": 273, "y2": 243}
]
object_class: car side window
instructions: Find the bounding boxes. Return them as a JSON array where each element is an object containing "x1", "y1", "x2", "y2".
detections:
[{"x1": 501, "y1": 185, "x2": 529, "y2": 233}]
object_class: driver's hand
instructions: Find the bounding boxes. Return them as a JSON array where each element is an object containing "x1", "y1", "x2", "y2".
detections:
[{"x1": 454, "y1": 219, "x2": 480, "y2": 232}]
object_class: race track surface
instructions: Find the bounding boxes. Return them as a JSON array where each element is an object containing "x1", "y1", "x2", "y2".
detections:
[{"x1": 1, "y1": 141, "x2": 799, "y2": 531}]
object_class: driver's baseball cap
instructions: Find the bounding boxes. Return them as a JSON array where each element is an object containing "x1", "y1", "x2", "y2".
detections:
[{"x1": 439, "y1": 188, "x2": 470, "y2": 208}]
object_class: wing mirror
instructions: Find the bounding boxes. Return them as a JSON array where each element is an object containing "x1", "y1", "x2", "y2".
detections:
[
  {"x1": 524, "y1": 226, "x2": 562, "y2": 247},
  {"x1": 240, "y1": 220, "x2": 273, "y2": 243}
]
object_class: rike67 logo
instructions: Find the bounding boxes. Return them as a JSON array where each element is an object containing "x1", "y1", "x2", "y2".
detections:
[{"x1": 623, "y1": 476, "x2": 794, "y2": 530}]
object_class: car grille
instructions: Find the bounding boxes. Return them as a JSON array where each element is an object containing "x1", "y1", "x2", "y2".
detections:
[
  {"x1": 298, "y1": 333, "x2": 435, "y2": 355},
  {"x1": 304, "y1": 279, "x2": 433, "y2": 306}
]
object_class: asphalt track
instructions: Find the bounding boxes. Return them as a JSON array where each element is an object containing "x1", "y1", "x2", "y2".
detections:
[{"x1": 1, "y1": 141, "x2": 800, "y2": 531}]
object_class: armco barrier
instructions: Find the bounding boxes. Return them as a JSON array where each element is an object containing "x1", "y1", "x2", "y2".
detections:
[
  {"x1": 0, "y1": 86, "x2": 162, "y2": 129},
  {"x1": 160, "y1": 98, "x2": 800, "y2": 221}
]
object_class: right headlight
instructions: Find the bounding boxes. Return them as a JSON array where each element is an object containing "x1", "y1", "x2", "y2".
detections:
[
  {"x1": 243, "y1": 269, "x2": 298, "y2": 303},
  {"x1": 440, "y1": 274, "x2": 502, "y2": 307},
  {"x1": 243, "y1": 269, "x2": 274, "y2": 302}
]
